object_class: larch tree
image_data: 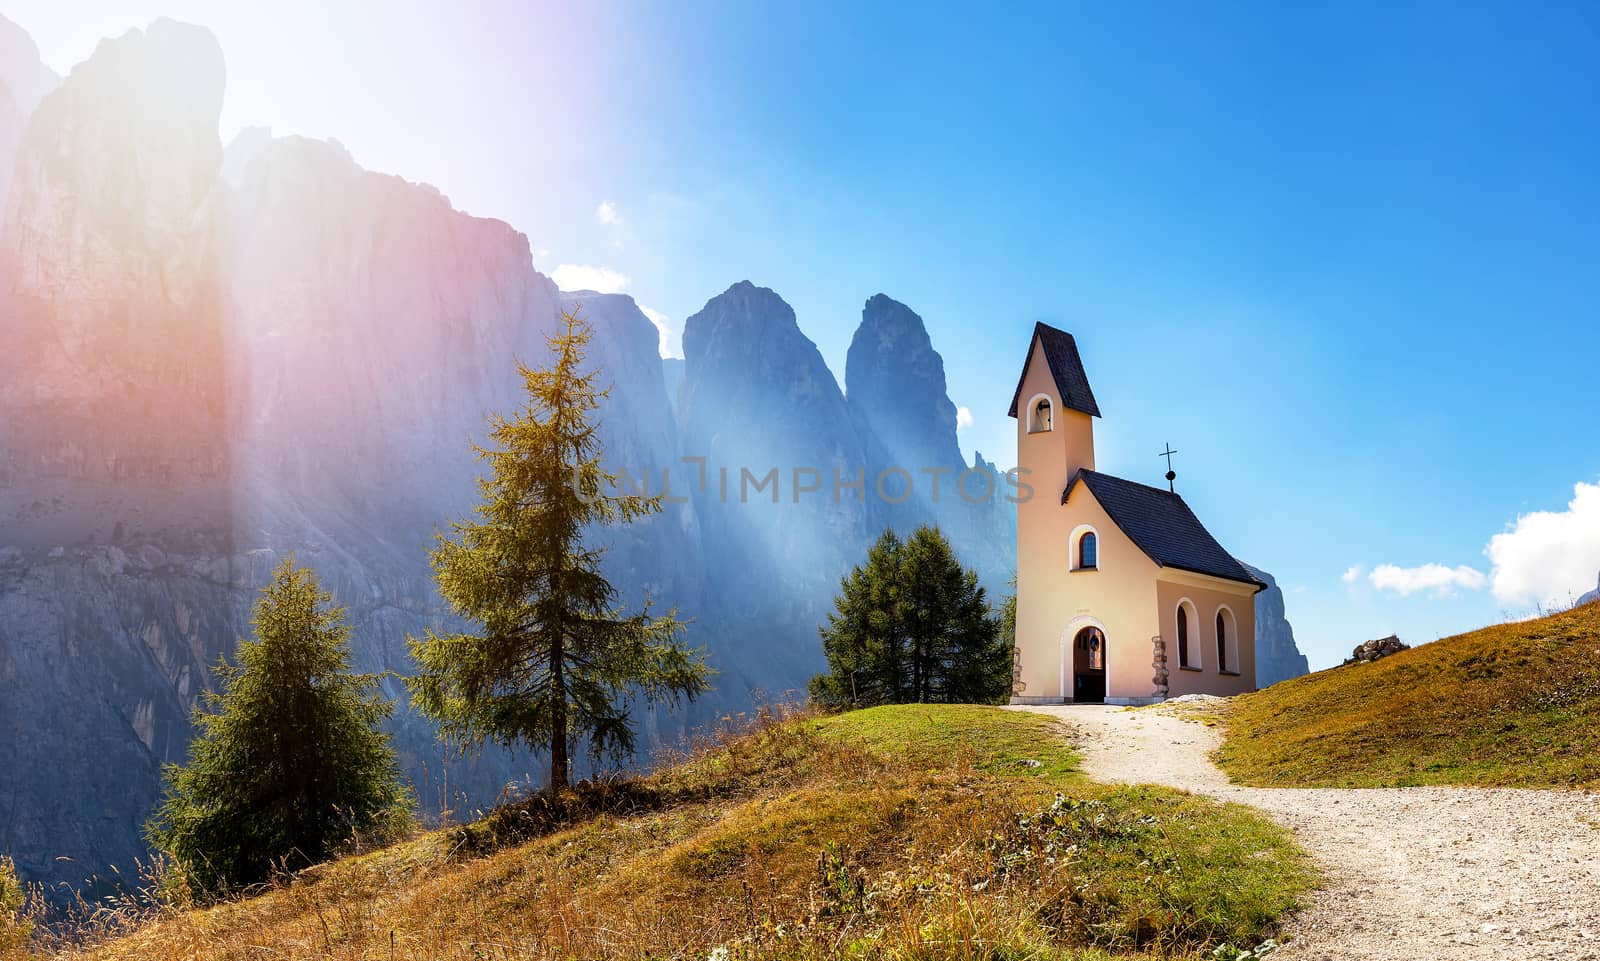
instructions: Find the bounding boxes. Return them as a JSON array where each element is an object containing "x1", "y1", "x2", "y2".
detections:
[
  {"x1": 146, "y1": 558, "x2": 408, "y2": 898},
  {"x1": 408, "y1": 308, "x2": 710, "y2": 789}
]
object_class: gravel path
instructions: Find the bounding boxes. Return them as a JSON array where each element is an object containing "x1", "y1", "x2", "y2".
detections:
[{"x1": 1013, "y1": 703, "x2": 1600, "y2": 961}]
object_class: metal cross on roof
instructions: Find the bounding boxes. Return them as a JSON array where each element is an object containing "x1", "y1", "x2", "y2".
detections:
[{"x1": 1159, "y1": 443, "x2": 1178, "y2": 492}]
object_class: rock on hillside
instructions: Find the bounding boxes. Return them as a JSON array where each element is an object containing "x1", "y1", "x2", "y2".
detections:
[
  {"x1": 1578, "y1": 572, "x2": 1599, "y2": 607},
  {"x1": 1242, "y1": 563, "x2": 1310, "y2": 687}
]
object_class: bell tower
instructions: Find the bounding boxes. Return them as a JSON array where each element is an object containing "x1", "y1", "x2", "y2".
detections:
[
  {"x1": 1008, "y1": 323, "x2": 1100, "y2": 701},
  {"x1": 1009, "y1": 323, "x2": 1099, "y2": 497}
]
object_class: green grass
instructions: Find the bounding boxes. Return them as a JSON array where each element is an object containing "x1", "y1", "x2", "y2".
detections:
[
  {"x1": 1218, "y1": 601, "x2": 1600, "y2": 788},
  {"x1": 64, "y1": 704, "x2": 1314, "y2": 961},
  {"x1": 814, "y1": 703, "x2": 1082, "y2": 781}
]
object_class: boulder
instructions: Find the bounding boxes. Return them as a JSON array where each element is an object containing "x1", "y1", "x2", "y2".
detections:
[
  {"x1": 1344, "y1": 634, "x2": 1410, "y2": 665},
  {"x1": 1576, "y1": 572, "x2": 1599, "y2": 607}
]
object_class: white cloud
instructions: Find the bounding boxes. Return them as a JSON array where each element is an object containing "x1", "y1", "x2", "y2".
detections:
[
  {"x1": 1341, "y1": 565, "x2": 1363, "y2": 584},
  {"x1": 550, "y1": 264, "x2": 629, "y2": 294},
  {"x1": 1368, "y1": 563, "x2": 1488, "y2": 598},
  {"x1": 1485, "y1": 481, "x2": 1600, "y2": 606},
  {"x1": 595, "y1": 201, "x2": 620, "y2": 225},
  {"x1": 639, "y1": 305, "x2": 682, "y2": 359},
  {"x1": 955, "y1": 406, "x2": 974, "y2": 431}
]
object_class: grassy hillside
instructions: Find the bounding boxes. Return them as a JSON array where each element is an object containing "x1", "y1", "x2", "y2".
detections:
[
  {"x1": 1218, "y1": 601, "x2": 1600, "y2": 788},
  {"x1": 54, "y1": 705, "x2": 1313, "y2": 961}
]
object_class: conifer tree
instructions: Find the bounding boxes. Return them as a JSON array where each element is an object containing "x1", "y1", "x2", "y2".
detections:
[
  {"x1": 146, "y1": 558, "x2": 407, "y2": 897},
  {"x1": 811, "y1": 525, "x2": 1008, "y2": 707},
  {"x1": 409, "y1": 309, "x2": 710, "y2": 789},
  {"x1": 812, "y1": 529, "x2": 906, "y2": 707}
]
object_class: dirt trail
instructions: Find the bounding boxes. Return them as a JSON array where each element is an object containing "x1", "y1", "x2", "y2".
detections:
[{"x1": 1014, "y1": 703, "x2": 1600, "y2": 961}]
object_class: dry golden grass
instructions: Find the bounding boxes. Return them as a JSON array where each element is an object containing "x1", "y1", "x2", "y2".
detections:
[
  {"x1": 1218, "y1": 601, "x2": 1600, "y2": 788},
  {"x1": 27, "y1": 705, "x2": 1313, "y2": 961}
]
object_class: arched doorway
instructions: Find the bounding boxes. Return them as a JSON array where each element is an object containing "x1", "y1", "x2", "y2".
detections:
[{"x1": 1072, "y1": 626, "x2": 1107, "y2": 703}]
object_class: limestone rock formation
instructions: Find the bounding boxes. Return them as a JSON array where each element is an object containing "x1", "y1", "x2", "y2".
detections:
[
  {"x1": 0, "y1": 15, "x2": 58, "y2": 116},
  {"x1": 844, "y1": 294, "x2": 1015, "y2": 592},
  {"x1": 1, "y1": 19, "x2": 227, "y2": 516},
  {"x1": 0, "y1": 14, "x2": 58, "y2": 236},
  {"x1": 678, "y1": 281, "x2": 881, "y2": 692},
  {"x1": 845, "y1": 294, "x2": 964, "y2": 475},
  {"x1": 1242, "y1": 563, "x2": 1311, "y2": 686},
  {"x1": 558, "y1": 289, "x2": 703, "y2": 617}
]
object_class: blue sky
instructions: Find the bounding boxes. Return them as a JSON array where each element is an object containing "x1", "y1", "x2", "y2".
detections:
[{"x1": 10, "y1": 0, "x2": 1600, "y2": 668}]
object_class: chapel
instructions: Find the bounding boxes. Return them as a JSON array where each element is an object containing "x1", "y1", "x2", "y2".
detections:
[{"x1": 1008, "y1": 322, "x2": 1264, "y2": 704}]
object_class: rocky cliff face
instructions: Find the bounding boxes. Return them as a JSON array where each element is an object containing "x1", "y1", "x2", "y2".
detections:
[
  {"x1": 844, "y1": 294, "x2": 1015, "y2": 592},
  {"x1": 559, "y1": 290, "x2": 703, "y2": 623},
  {"x1": 1243, "y1": 563, "x2": 1310, "y2": 687},
  {"x1": 1, "y1": 20, "x2": 227, "y2": 524},
  {"x1": 678, "y1": 281, "x2": 882, "y2": 692},
  {"x1": 0, "y1": 14, "x2": 57, "y2": 235}
]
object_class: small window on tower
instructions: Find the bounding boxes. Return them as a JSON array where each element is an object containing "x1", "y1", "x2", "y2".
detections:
[
  {"x1": 1078, "y1": 531, "x2": 1097, "y2": 570},
  {"x1": 1030, "y1": 397, "x2": 1052, "y2": 433}
]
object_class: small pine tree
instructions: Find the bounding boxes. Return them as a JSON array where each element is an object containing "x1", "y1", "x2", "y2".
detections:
[
  {"x1": 812, "y1": 525, "x2": 1008, "y2": 707},
  {"x1": 812, "y1": 529, "x2": 906, "y2": 708},
  {"x1": 409, "y1": 309, "x2": 711, "y2": 789},
  {"x1": 146, "y1": 558, "x2": 408, "y2": 898}
]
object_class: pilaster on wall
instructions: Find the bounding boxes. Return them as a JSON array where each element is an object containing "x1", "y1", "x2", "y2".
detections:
[{"x1": 1152, "y1": 635, "x2": 1169, "y2": 700}]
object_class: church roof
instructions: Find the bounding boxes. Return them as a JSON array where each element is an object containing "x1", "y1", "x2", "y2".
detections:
[
  {"x1": 1065, "y1": 469, "x2": 1266, "y2": 591},
  {"x1": 1007, "y1": 322, "x2": 1101, "y2": 419}
]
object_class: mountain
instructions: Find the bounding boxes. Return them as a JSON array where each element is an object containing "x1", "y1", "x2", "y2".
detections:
[
  {"x1": 844, "y1": 293, "x2": 1015, "y2": 592},
  {"x1": 558, "y1": 290, "x2": 703, "y2": 621},
  {"x1": 0, "y1": 13, "x2": 57, "y2": 234},
  {"x1": 0, "y1": 19, "x2": 236, "y2": 899},
  {"x1": 678, "y1": 281, "x2": 882, "y2": 692},
  {"x1": 1242, "y1": 563, "x2": 1310, "y2": 687},
  {"x1": 1578, "y1": 573, "x2": 1599, "y2": 607},
  {"x1": 0, "y1": 15, "x2": 58, "y2": 116}
]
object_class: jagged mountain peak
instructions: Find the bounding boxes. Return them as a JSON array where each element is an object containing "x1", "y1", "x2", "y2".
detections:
[
  {"x1": 845, "y1": 293, "x2": 961, "y2": 473},
  {"x1": 0, "y1": 14, "x2": 59, "y2": 116}
]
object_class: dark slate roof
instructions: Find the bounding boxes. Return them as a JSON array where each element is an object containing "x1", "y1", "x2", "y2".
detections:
[
  {"x1": 1007, "y1": 322, "x2": 1101, "y2": 419},
  {"x1": 1065, "y1": 469, "x2": 1266, "y2": 591}
]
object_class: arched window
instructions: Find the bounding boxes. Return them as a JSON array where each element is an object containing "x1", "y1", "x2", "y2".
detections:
[
  {"x1": 1177, "y1": 605, "x2": 1191, "y2": 668},
  {"x1": 1216, "y1": 611, "x2": 1228, "y2": 671},
  {"x1": 1029, "y1": 396, "x2": 1053, "y2": 433},
  {"x1": 1215, "y1": 606, "x2": 1239, "y2": 673},
  {"x1": 1078, "y1": 531, "x2": 1097, "y2": 570}
]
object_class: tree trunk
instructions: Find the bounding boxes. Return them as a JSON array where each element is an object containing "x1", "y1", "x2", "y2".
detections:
[{"x1": 550, "y1": 635, "x2": 569, "y2": 790}]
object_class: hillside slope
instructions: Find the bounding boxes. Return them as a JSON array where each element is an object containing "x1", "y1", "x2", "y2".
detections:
[
  {"x1": 1218, "y1": 602, "x2": 1600, "y2": 788},
  {"x1": 67, "y1": 706, "x2": 1312, "y2": 961}
]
